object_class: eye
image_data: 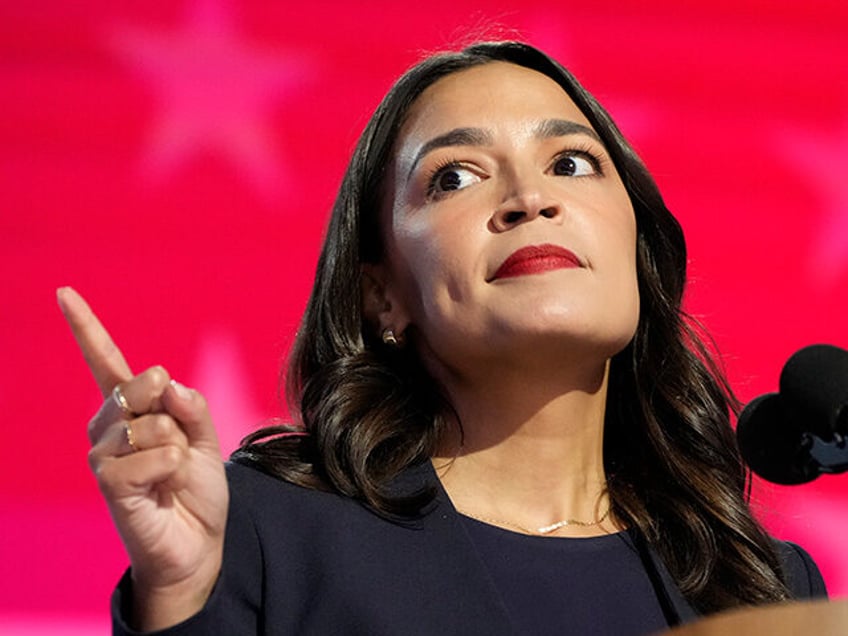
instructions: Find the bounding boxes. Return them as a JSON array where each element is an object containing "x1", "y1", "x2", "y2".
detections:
[
  {"x1": 552, "y1": 152, "x2": 600, "y2": 177},
  {"x1": 427, "y1": 163, "x2": 482, "y2": 198}
]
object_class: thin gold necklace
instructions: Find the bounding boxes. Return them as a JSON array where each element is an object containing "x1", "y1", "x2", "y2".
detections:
[{"x1": 459, "y1": 506, "x2": 611, "y2": 536}]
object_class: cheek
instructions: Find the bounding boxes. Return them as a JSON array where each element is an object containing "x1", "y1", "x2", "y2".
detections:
[
  {"x1": 392, "y1": 209, "x2": 482, "y2": 298},
  {"x1": 386, "y1": 227, "x2": 445, "y2": 325},
  {"x1": 576, "y1": 188, "x2": 637, "y2": 271},
  {"x1": 592, "y1": 192, "x2": 640, "y2": 337},
  {"x1": 615, "y1": 213, "x2": 639, "y2": 300},
  {"x1": 606, "y1": 186, "x2": 638, "y2": 265}
]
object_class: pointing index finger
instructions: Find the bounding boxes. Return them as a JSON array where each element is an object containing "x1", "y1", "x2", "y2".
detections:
[{"x1": 57, "y1": 286, "x2": 133, "y2": 397}]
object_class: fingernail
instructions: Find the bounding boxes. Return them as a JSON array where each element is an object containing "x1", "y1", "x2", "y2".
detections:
[{"x1": 170, "y1": 379, "x2": 192, "y2": 400}]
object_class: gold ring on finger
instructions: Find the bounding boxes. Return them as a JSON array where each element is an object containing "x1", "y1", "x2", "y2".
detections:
[
  {"x1": 125, "y1": 420, "x2": 139, "y2": 452},
  {"x1": 112, "y1": 384, "x2": 135, "y2": 419}
]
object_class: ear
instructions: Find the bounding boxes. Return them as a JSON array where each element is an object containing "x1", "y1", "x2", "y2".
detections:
[{"x1": 361, "y1": 263, "x2": 411, "y2": 339}]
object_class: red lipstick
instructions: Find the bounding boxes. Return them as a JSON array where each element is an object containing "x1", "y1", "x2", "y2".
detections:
[{"x1": 492, "y1": 244, "x2": 582, "y2": 280}]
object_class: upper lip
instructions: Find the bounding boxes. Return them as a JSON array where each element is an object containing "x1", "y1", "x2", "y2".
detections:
[{"x1": 491, "y1": 243, "x2": 583, "y2": 280}]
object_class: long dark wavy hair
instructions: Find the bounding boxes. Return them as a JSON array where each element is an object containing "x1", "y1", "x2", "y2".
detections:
[{"x1": 232, "y1": 41, "x2": 790, "y2": 614}]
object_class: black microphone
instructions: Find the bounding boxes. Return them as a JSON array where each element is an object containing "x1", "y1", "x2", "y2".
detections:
[
  {"x1": 780, "y1": 344, "x2": 848, "y2": 440},
  {"x1": 736, "y1": 344, "x2": 848, "y2": 485}
]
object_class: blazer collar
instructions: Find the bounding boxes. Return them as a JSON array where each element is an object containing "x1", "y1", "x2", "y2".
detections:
[{"x1": 391, "y1": 459, "x2": 699, "y2": 628}]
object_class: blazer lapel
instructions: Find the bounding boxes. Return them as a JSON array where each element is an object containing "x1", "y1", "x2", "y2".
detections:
[
  {"x1": 629, "y1": 529, "x2": 698, "y2": 626},
  {"x1": 389, "y1": 461, "x2": 519, "y2": 634}
]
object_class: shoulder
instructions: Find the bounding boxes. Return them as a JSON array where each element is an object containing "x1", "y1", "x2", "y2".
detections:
[
  {"x1": 218, "y1": 461, "x2": 518, "y2": 633},
  {"x1": 222, "y1": 460, "x2": 429, "y2": 552},
  {"x1": 225, "y1": 459, "x2": 383, "y2": 522},
  {"x1": 225, "y1": 457, "x2": 436, "y2": 519},
  {"x1": 226, "y1": 458, "x2": 321, "y2": 504},
  {"x1": 773, "y1": 540, "x2": 828, "y2": 599}
]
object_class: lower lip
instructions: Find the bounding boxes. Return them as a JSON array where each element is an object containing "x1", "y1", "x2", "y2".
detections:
[{"x1": 494, "y1": 255, "x2": 581, "y2": 280}]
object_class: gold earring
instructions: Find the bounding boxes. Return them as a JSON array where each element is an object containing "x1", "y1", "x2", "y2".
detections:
[{"x1": 381, "y1": 328, "x2": 399, "y2": 347}]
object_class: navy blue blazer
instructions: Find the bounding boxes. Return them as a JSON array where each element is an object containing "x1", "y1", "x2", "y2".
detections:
[{"x1": 112, "y1": 461, "x2": 826, "y2": 634}]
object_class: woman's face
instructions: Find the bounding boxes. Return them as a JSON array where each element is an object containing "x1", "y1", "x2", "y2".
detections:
[{"x1": 377, "y1": 61, "x2": 639, "y2": 377}]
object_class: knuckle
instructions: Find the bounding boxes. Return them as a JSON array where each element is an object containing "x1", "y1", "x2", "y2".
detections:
[
  {"x1": 99, "y1": 340, "x2": 124, "y2": 370},
  {"x1": 87, "y1": 446, "x2": 102, "y2": 472},
  {"x1": 149, "y1": 413, "x2": 175, "y2": 438},
  {"x1": 87, "y1": 400, "x2": 115, "y2": 444},
  {"x1": 161, "y1": 444, "x2": 184, "y2": 467},
  {"x1": 95, "y1": 458, "x2": 118, "y2": 490},
  {"x1": 192, "y1": 390, "x2": 208, "y2": 412},
  {"x1": 147, "y1": 365, "x2": 171, "y2": 388},
  {"x1": 87, "y1": 416, "x2": 100, "y2": 444}
]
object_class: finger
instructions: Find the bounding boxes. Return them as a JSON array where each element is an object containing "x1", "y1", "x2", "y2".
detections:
[
  {"x1": 95, "y1": 445, "x2": 189, "y2": 500},
  {"x1": 161, "y1": 380, "x2": 222, "y2": 452},
  {"x1": 57, "y1": 287, "x2": 133, "y2": 397},
  {"x1": 89, "y1": 412, "x2": 190, "y2": 465},
  {"x1": 87, "y1": 366, "x2": 173, "y2": 444},
  {"x1": 117, "y1": 365, "x2": 171, "y2": 416}
]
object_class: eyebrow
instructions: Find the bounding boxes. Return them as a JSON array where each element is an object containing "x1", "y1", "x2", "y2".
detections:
[
  {"x1": 406, "y1": 127, "x2": 493, "y2": 181},
  {"x1": 533, "y1": 119, "x2": 602, "y2": 143},
  {"x1": 406, "y1": 119, "x2": 603, "y2": 182}
]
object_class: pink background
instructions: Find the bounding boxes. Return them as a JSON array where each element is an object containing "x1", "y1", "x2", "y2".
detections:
[{"x1": 2, "y1": 0, "x2": 847, "y2": 632}]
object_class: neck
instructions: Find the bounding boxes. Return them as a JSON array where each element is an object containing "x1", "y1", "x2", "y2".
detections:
[{"x1": 430, "y1": 355, "x2": 616, "y2": 536}]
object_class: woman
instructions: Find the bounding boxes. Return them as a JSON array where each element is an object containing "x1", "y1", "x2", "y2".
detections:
[{"x1": 59, "y1": 41, "x2": 825, "y2": 634}]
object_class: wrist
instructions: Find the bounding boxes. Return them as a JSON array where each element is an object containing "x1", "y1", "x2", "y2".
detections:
[{"x1": 129, "y1": 554, "x2": 222, "y2": 631}]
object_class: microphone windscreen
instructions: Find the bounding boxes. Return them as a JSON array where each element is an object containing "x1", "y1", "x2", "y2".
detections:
[
  {"x1": 780, "y1": 344, "x2": 848, "y2": 439},
  {"x1": 736, "y1": 392, "x2": 819, "y2": 485}
]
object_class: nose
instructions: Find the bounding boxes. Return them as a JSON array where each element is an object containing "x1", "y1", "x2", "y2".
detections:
[{"x1": 490, "y1": 172, "x2": 564, "y2": 232}]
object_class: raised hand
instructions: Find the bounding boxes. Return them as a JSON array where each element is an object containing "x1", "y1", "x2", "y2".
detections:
[{"x1": 57, "y1": 287, "x2": 228, "y2": 630}]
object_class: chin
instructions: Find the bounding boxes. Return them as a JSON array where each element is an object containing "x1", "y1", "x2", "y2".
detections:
[{"x1": 505, "y1": 302, "x2": 637, "y2": 344}]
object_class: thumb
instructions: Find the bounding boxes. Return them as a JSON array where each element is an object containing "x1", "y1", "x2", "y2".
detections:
[{"x1": 161, "y1": 380, "x2": 222, "y2": 452}]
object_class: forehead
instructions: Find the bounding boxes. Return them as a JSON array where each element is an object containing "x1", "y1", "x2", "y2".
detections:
[{"x1": 399, "y1": 61, "x2": 593, "y2": 147}]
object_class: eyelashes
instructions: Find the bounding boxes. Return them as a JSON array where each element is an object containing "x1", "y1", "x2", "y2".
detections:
[
  {"x1": 550, "y1": 143, "x2": 607, "y2": 177},
  {"x1": 424, "y1": 158, "x2": 481, "y2": 199},
  {"x1": 423, "y1": 144, "x2": 609, "y2": 201}
]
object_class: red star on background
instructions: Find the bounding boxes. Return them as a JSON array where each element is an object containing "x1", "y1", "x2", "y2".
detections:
[
  {"x1": 775, "y1": 123, "x2": 848, "y2": 288},
  {"x1": 108, "y1": 0, "x2": 312, "y2": 202},
  {"x1": 190, "y1": 327, "x2": 264, "y2": 456}
]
